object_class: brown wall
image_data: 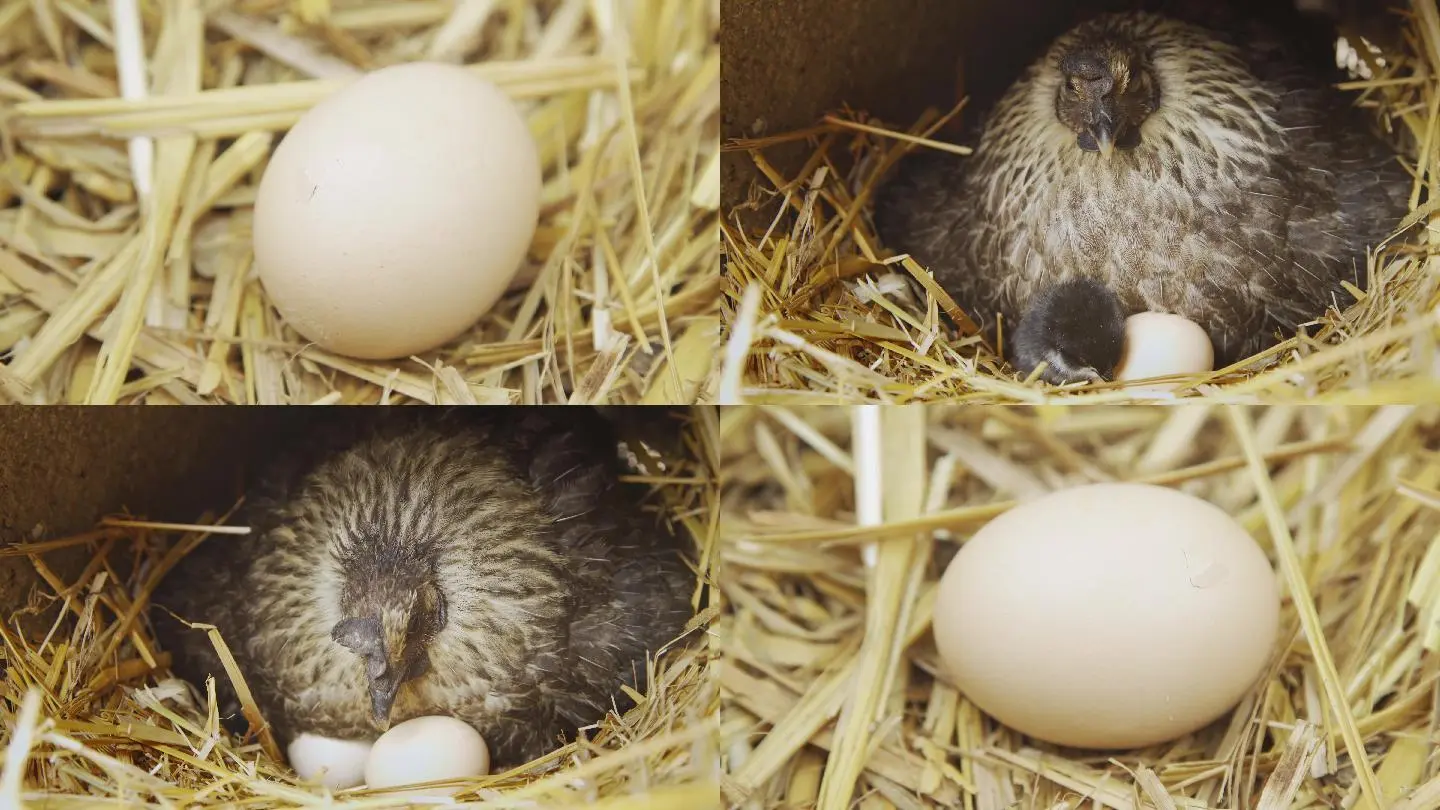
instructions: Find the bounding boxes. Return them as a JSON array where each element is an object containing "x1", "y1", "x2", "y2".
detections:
[
  {"x1": 0, "y1": 409, "x2": 292, "y2": 629},
  {"x1": 720, "y1": 0, "x2": 1083, "y2": 220}
]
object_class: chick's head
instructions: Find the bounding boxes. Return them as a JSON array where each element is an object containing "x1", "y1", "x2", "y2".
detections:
[{"x1": 1054, "y1": 37, "x2": 1159, "y2": 156}]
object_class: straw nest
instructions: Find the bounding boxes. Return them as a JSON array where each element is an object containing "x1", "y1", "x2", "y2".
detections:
[
  {"x1": 0, "y1": 407, "x2": 719, "y2": 808},
  {"x1": 721, "y1": 5, "x2": 1440, "y2": 405},
  {"x1": 720, "y1": 404, "x2": 1440, "y2": 809},
  {"x1": 0, "y1": 0, "x2": 720, "y2": 405}
]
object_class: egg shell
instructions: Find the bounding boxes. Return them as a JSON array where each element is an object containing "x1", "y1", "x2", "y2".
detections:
[
  {"x1": 253, "y1": 62, "x2": 541, "y2": 360},
  {"x1": 932, "y1": 482, "x2": 1279, "y2": 749},
  {"x1": 287, "y1": 733, "x2": 372, "y2": 790},
  {"x1": 364, "y1": 715, "x2": 490, "y2": 796},
  {"x1": 1114, "y1": 312, "x2": 1215, "y2": 387}
]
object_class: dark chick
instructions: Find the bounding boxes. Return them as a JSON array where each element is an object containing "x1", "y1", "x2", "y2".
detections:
[
  {"x1": 152, "y1": 409, "x2": 694, "y2": 766},
  {"x1": 875, "y1": 10, "x2": 1408, "y2": 384},
  {"x1": 1010, "y1": 277, "x2": 1126, "y2": 382}
]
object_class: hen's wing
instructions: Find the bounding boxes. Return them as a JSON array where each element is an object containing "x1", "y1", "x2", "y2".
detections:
[
  {"x1": 1233, "y1": 9, "x2": 1410, "y2": 301},
  {"x1": 507, "y1": 410, "x2": 694, "y2": 723},
  {"x1": 872, "y1": 147, "x2": 993, "y2": 317}
]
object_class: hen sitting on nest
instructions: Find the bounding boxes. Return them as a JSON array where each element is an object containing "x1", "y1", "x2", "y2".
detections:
[
  {"x1": 152, "y1": 409, "x2": 694, "y2": 766},
  {"x1": 875, "y1": 8, "x2": 1409, "y2": 384}
]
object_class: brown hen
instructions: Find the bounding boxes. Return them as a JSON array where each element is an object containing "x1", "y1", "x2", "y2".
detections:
[
  {"x1": 152, "y1": 408, "x2": 694, "y2": 766},
  {"x1": 875, "y1": 9, "x2": 1409, "y2": 383}
]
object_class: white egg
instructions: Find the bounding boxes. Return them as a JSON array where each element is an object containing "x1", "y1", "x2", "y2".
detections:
[
  {"x1": 287, "y1": 733, "x2": 373, "y2": 790},
  {"x1": 364, "y1": 716, "x2": 490, "y2": 796},
  {"x1": 932, "y1": 483, "x2": 1279, "y2": 749},
  {"x1": 1114, "y1": 311, "x2": 1215, "y2": 389},
  {"x1": 253, "y1": 62, "x2": 541, "y2": 360}
]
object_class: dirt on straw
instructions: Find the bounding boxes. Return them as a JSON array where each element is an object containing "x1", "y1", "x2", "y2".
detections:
[
  {"x1": 720, "y1": 4, "x2": 1440, "y2": 405},
  {"x1": 720, "y1": 404, "x2": 1440, "y2": 809},
  {"x1": 0, "y1": 406, "x2": 720, "y2": 808},
  {"x1": 0, "y1": 0, "x2": 720, "y2": 405}
]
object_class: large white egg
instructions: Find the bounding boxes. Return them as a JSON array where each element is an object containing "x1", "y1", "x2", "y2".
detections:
[
  {"x1": 1114, "y1": 312, "x2": 1215, "y2": 387},
  {"x1": 287, "y1": 733, "x2": 372, "y2": 790},
  {"x1": 932, "y1": 483, "x2": 1279, "y2": 749},
  {"x1": 253, "y1": 62, "x2": 541, "y2": 360},
  {"x1": 364, "y1": 716, "x2": 490, "y2": 796}
]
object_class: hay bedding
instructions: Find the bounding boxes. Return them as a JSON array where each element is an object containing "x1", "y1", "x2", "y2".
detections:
[
  {"x1": 720, "y1": 3, "x2": 1440, "y2": 405},
  {"x1": 0, "y1": 0, "x2": 721, "y2": 405},
  {"x1": 0, "y1": 407, "x2": 720, "y2": 807},
  {"x1": 720, "y1": 404, "x2": 1440, "y2": 809}
]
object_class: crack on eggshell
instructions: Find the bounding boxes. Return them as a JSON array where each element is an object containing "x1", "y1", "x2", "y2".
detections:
[{"x1": 1182, "y1": 549, "x2": 1230, "y2": 589}]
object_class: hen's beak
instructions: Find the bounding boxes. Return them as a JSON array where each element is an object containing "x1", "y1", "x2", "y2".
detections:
[
  {"x1": 1095, "y1": 130, "x2": 1115, "y2": 157},
  {"x1": 1088, "y1": 123, "x2": 1115, "y2": 157},
  {"x1": 368, "y1": 671, "x2": 401, "y2": 730},
  {"x1": 1076, "y1": 114, "x2": 1116, "y2": 156},
  {"x1": 366, "y1": 616, "x2": 412, "y2": 729},
  {"x1": 332, "y1": 614, "x2": 412, "y2": 731}
]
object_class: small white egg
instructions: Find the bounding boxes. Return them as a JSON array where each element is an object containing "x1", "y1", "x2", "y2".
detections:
[
  {"x1": 1113, "y1": 311, "x2": 1215, "y2": 388},
  {"x1": 364, "y1": 716, "x2": 490, "y2": 796},
  {"x1": 287, "y1": 733, "x2": 373, "y2": 790}
]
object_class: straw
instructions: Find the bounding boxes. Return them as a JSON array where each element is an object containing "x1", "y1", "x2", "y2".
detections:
[{"x1": 817, "y1": 406, "x2": 929, "y2": 808}]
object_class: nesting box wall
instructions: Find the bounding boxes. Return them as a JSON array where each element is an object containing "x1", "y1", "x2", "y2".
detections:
[
  {"x1": 721, "y1": 0, "x2": 975, "y2": 220},
  {"x1": 0, "y1": 410, "x2": 298, "y2": 630}
]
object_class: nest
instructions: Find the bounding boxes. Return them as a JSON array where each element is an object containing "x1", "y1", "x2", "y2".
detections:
[
  {"x1": 0, "y1": 407, "x2": 719, "y2": 807},
  {"x1": 0, "y1": 0, "x2": 720, "y2": 405},
  {"x1": 721, "y1": 4, "x2": 1440, "y2": 403},
  {"x1": 719, "y1": 404, "x2": 1440, "y2": 808}
]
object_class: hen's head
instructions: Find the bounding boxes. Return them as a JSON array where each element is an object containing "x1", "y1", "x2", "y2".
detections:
[
  {"x1": 1053, "y1": 37, "x2": 1160, "y2": 156},
  {"x1": 332, "y1": 570, "x2": 447, "y2": 730}
]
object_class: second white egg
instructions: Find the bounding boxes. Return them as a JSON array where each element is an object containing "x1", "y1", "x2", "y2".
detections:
[
  {"x1": 364, "y1": 715, "x2": 490, "y2": 796},
  {"x1": 1114, "y1": 311, "x2": 1215, "y2": 387}
]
